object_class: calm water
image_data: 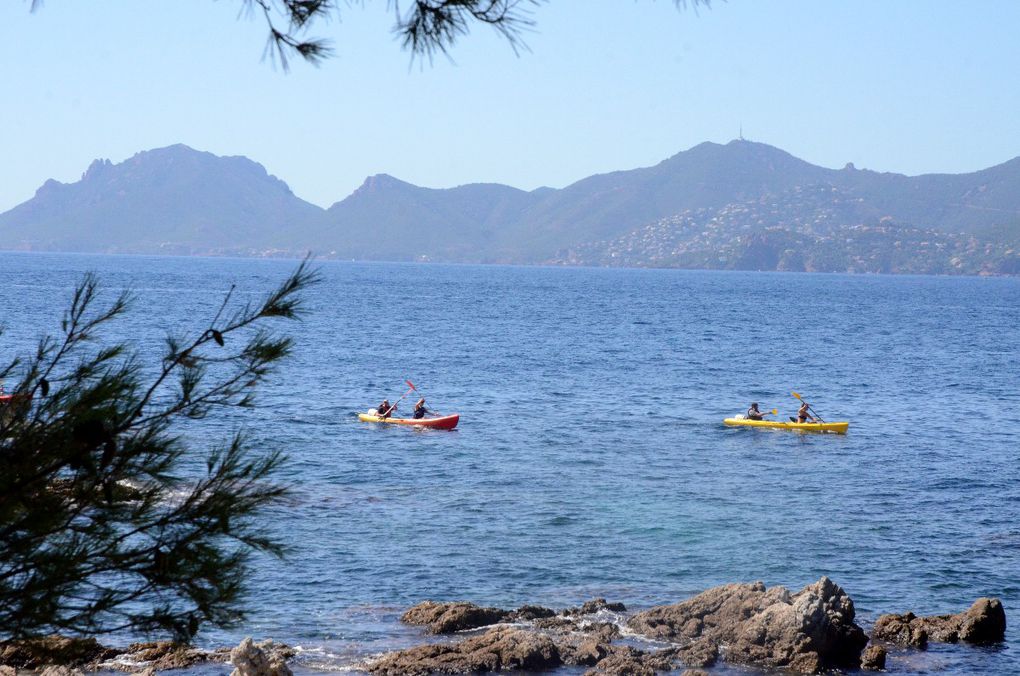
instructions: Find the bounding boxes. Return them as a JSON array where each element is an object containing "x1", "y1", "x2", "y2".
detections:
[{"x1": 2, "y1": 252, "x2": 1019, "y2": 674}]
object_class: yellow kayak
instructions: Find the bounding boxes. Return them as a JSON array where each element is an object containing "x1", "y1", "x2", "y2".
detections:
[{"x1": 723, "y1": 418, "x2": 849, "y2": 434}]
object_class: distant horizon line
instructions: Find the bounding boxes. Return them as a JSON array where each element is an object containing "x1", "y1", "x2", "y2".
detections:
[{"x1": 0, "y1": 249, "x2": 1016, "y2": 281}]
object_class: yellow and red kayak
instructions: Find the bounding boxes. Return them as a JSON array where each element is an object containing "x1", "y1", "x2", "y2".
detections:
[
  {"x1": 359, "y1": 412, "x2": 460, "y2": 430},
  {"x1": 723, "y1": 418, "x2": 849, "y2": 434}
]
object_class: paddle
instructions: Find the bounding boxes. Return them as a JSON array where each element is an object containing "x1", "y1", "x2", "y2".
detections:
[{"x1": 791, "y1": 391, "x2": 824, "y2": 423}]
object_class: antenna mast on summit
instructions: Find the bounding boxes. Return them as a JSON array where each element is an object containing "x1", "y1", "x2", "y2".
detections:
[{"x1": 739, "y1": 124, "x2": 745, "y2": 141}]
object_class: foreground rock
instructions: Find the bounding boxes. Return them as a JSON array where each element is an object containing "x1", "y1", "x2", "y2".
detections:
[
  {"x1": 0, "y1": 637, "x2": 214, "y2": 672},
  {"x1": 375, "y1": 579, "x2": 866, "y2": 674},
  {"x1": 859, "y1": 644, "x2": 887, "y2": 671},
  {"x1": 229, "y1": 637, "x2": 294, "y2": 676},
  {"x1": 872, "y1": 597, "x2": 1007, "y2": 646},
  {"x1": 368, "y1": 626, "x2": 715, "y2": 676},
  {"x1": 0, "y1": 636, "x2": 292, "y2": 673},
  {"x1": 580, "y1": 640, "x2": 718, "y2": 675},
  {"x1": 627, "y1": 577, "x2": 868, "y2": 673},
  {"x1": 369, "y1": 627, "x2": 561, "y2": 675},
  {"x1": 0, "y1": 637, "x2": 116, "y2": 670},
  {"x1": 119, "y1": 641, "x2": 219, "y2": 671}
]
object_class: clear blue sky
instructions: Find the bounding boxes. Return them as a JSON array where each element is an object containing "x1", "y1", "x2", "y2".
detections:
[{"x1": 2, "y1": 1, "x2": 1019, "y2": 212}]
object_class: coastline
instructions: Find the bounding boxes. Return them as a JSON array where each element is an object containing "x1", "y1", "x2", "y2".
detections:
[{"x1": 2, "y1": 578, "x2": 1005, "y2": 675}]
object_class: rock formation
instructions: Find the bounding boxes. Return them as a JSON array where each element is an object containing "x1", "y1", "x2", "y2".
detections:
[
  {"x1": 872, "y1": 597, "x2": 1006, "y2": 646},
  {"x1": 627, "y1": 577, "x2": 867, "y2": 672},
  {"x1": 1, "y1": 587, "x2": 1007, "y2": 675},
  {"x1": 0, "y1": 636, "x2": 294, "y2": 674},
  {"x1": 368, "y1": 627, "x2": 561, "y2": 675},
  {"x1": 118, "y1": 641, "x2": 215, "y2": 671},
  {"x1": 0, "y1": 636, "x2": 116, "y2": 669},
  {"x1": 229, "y1": 637, "x2": 294, "y2": 676},
  {"x1": 372, "y1": 579, "x2": 871, "y2": 674},
  {"x1": 859, "y1": 644, "x2": 887, "y2": 671},
  {"x1": 401, "y1": 602, "x2": 512, "y2": 634},
  {"x1": 562, "y1": 599, "x2": 626, "y2": 616}
]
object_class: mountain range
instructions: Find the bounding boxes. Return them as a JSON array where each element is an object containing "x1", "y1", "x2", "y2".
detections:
[{"x1": 2, "y1": 141, "x2": 1018, "y2": 274}]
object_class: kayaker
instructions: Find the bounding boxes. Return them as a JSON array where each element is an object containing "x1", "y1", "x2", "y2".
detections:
[
  {"x1": 377, "y1": 399, "x2": 395, "y2": 419},
  {"x1": 796, "y1": 401, "x2": 817, "y2": 424},
  {"x1": 747, "y1": 402, "x2": 766, "y2": 420},
  {"x1": 412, "y1": 397, "x2": 429, "y2": 420}
]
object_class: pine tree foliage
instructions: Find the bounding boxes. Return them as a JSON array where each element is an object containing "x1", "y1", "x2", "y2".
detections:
[
  {"x1": 0, "y1": 261, "x2": 319, "y2": 641},
  {"x1": 29, "y1": 1, "x2": 712, "y2": 68},
  {"x1": 244, "y1": 0, "x2": 544, "y2": 67},
  {"x1": 244, "y1": 1, "x2": 713, "y2": 67}
]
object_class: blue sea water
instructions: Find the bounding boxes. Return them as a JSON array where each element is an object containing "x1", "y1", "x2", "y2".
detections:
[{"x1": 2, "y1": 252, "x2": 1019, "y2": 674}]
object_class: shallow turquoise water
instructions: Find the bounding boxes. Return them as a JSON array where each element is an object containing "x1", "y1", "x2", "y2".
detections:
[{"x1": 2, "y1": 253, "x2": 1018, "y2": 673}]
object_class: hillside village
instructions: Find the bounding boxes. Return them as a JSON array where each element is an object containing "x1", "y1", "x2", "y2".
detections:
[{"x1": 550, "y1": 185, "x2": 1020, "y2": 275}]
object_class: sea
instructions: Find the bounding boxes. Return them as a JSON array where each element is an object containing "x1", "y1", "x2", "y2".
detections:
[{"x1": 2, "y1": 252, "x2": 1018, "y2": 674}]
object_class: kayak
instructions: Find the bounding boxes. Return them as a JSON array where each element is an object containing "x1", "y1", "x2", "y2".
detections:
[
  {"x1": 358, "y1": 412, "x2": 460, "y2": 430},
  {"x1": 723, "y1": 418, "x2": 849, "y2": 434}
]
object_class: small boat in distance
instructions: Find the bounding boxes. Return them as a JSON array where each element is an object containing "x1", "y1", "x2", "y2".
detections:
[
  {"x1": 359, "y1": 411, "x2": 460, "y2": 430},
  {"x1": 363, "y1": 379, "x2": 459, "y2": 430},
  {"x1": 723, "y1": 417, "x2": 849, "y2": 434}
]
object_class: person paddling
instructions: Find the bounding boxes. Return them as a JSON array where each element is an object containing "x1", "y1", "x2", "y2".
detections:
[
  {"x1": 747, "y1": 402, "x2": 767, "y2": 421},
  {"x1": 412, "y1": 397, "x2": 431, "y2": 420},
  {"x1": 795, "y1": 401, "x2": 818, "y2": 424},
  {"x1": 377, "y1": 399, "x2": 395, "y2": 419}
]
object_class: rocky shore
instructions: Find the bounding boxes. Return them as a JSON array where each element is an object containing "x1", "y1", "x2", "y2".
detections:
[
  {"x1": 0, "y1": 636, "x2": 293, "y2": 676},
  {"x1": 0, "y1": 578, "x2": 1006, "y2": 675},
  {"x1": 368, "y1": 577, "x2": 1006, "y2": 675}
]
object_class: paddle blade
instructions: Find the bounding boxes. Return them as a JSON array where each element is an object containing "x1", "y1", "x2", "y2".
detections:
[
  {"x1": 771, "y1": 409, "x2": 778, "y2": 415},
  {"x1": 405, "y1": 379, "x2": 416, "y2": 390},
  {"x1": 791, "y1": 391, "x2": 803, "y2": 400}
]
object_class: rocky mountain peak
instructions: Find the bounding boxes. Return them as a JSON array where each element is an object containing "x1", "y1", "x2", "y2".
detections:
[{"x1": 82, "y1": 158, "x2": 113, "y2": 181}]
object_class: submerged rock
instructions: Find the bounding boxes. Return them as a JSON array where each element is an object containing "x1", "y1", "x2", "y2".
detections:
[
  {"x1": 507, "y1": 605, "x2": 557, "y2": 622},
  {"x1": 563, "y1": 598, "x2": 627, "y2": 616},
  {"x1": 873, "y1": 597, "x2": 1007, "y2": 645},
  {"x1": 628, "y1": 577, "x2": 867, "y2": 673}
]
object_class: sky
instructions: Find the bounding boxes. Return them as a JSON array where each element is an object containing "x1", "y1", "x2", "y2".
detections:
[{"x1": 2, "y1": 0, "x2": 1019, "y2": 212}]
